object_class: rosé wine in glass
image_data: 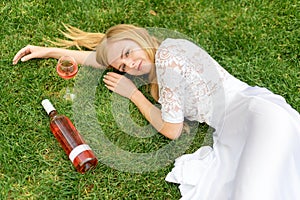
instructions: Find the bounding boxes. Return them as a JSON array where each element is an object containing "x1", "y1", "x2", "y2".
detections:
[
  {"x1": 56, "y1": 56, "x2": 78, "y2": 100},
  {"x1": 56, "y1": 56, "x2": 78, "y2": 80}
]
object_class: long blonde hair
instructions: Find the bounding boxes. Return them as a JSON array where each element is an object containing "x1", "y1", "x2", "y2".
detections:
[{"x1": 53, "y1": 24, "x2": 160, "y2": 101}]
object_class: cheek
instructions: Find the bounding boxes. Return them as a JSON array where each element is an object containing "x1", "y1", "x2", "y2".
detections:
[
  {"x1": 144, "y1": 64, "x2": 152, "y2": 74},
  {"x1": 135, "y1": 49, "x2": 148, "y2": 59}
]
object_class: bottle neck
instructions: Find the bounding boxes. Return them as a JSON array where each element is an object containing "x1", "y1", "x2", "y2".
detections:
[{"x1": 49, "y1": 110, "x2": 58, "y2": 119}]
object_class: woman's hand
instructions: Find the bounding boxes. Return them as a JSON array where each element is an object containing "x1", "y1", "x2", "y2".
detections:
[
  {"x1": 12, "y1": 45, "x2": 51, "y2": 65},
  {"x1": 103, "y1": 72, "x2": 138, "y2": 99}
]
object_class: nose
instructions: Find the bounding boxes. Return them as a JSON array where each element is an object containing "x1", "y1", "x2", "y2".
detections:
[{"x1": 124, "y1": 59, "x2": 136, "y2": 69}]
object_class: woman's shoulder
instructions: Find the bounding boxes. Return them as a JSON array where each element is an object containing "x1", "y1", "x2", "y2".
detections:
[
  {"x1": 158, "y1": 38, "x2": 203, "y2": 55},
  {"x1": 160, "y1": 38, "x2": 194, "y2": 48}
]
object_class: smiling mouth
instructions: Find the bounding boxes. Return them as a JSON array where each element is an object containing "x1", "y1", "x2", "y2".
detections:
[{"x1": 137, "y1": 60, "x2": 142, "y2": 71}]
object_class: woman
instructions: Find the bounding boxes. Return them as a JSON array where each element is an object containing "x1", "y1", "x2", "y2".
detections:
[{"x1": 13, "y1": 24, "x2": 300, "y2": 199}]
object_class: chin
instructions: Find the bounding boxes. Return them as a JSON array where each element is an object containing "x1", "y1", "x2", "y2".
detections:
[{"x1": 129, "y1": 71, "x2": 146, "y2": 76}]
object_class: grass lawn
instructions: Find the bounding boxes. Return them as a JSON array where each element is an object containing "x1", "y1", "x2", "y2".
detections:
[{"x1": 1, "y1": 0, "x2": 299, "y2": 199}]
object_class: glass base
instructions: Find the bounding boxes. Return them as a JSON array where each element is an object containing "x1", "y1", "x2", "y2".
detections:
[{"x1": 62, "y1": 87, "x2": 75, "y2": 101}]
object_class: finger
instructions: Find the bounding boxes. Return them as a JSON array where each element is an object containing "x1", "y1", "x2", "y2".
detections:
[
  {"x1": 103, "y1": 74, "x2": 119, "y2": 83},
  {"x1": 13, "y1": 46, "x2": 30, "y2": 61},
  {"x1": 106, "y1": 73, "x2": 127, "y2": 85},
  {"x1": 103, "y1": 76, "x2": 118, "y2": 87},
  {"x1": 12, "y1": 52, "x2": 23, "y2": 65},
  {"x1": 12, "y1": 46, "x2": 31, "y2": 64},
  {"x1": 106, "y1": 72, "x2": 123, "y2": 79},
  {"x1": 103, "y1": 78, "x2": 114, "y2": 86},
  {"x1": 104, "y1": 84, "x2": 115, "y2": 92},
  {"x1": 20, "y1": 54, "x2": 34, "y2": 62}
]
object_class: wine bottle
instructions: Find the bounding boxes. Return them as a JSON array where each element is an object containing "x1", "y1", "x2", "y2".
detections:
[{"x1": 41, "y1": 99, "x2": 98, "y2": 174}]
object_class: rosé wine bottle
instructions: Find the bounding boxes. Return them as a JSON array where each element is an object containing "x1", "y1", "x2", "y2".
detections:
[{"x1": 41, "y1": 99, "x2": 98, "y2": 174}]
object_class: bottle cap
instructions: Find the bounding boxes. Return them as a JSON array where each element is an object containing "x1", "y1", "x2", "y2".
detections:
[{"x1": 41, "y1": 99, "x2": 56, "y2": 115}]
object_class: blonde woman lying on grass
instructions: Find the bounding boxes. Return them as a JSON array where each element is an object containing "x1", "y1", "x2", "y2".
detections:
[{"x1": 13, "y1": 24, "x2": 300, "y2": 200}]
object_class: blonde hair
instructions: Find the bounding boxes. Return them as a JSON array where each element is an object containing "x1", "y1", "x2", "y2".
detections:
[
  {"x1": 50, "y1": 23, "x2": 104, "y2": 50},
  {"x1": 53, "y1": 24, "x2": 160, "y2": 101}
]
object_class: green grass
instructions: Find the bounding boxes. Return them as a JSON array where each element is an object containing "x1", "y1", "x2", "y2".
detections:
[{"x1": 1, "y1": 0, "x2": 299, "y2": 199}]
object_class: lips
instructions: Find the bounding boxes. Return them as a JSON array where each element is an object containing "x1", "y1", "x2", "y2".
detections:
[{"x1": 137, "y1": 60, "x2": 142, "y2": 71}]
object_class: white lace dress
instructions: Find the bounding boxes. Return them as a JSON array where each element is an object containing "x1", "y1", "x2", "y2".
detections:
[{"x1": 155, "y1": 38, "x2": 300, "y2": 200}]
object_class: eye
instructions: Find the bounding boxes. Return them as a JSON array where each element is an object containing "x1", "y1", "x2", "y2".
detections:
[
  {"x1": 125, "y1": 49, "x2": 130, "y2": 57},
  {"x1": 118, "y1": 49, "x2": 130, "y2": 72}
]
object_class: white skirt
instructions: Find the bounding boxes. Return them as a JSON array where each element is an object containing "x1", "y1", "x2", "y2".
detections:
[{"x1": 166, "y1": 86, "x2": 300, "y2": 200}]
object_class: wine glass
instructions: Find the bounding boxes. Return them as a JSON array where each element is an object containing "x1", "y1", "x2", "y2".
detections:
[{"x1": 56, "y1": 56, "x2": 78, "y2": 100}]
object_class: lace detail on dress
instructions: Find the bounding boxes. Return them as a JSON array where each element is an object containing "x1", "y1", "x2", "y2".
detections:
[{"x1": 155, "y1": 38, "x2": 229, "y2": 125}]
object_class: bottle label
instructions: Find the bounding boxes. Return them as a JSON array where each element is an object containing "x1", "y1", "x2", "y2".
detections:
[{"x1": 69, "y1": 144, "x2": 91, "y2": 163}]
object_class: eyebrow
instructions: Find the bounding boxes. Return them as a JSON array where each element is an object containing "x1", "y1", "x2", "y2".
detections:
[
  {"x1": 116, "y1": 48, "x2": 124, "y2": 70},
  {"x1": 120, "y1": 48, "x2": 124, "y2": 59}
]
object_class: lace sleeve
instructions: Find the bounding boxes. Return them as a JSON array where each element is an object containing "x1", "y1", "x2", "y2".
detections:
[
  {"x1": 155, "y1": 42, "x2": 186, "y2": 123},
  {"x1": 155, "y1": 38, "x2": 230, "y2": 125}
]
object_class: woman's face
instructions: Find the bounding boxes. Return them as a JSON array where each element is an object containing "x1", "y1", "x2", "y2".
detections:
[{"x1": 107, "y1": 39, "x2": 154, "y2": 76}]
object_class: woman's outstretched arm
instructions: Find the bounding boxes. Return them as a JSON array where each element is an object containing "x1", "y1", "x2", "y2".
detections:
[{"x1": 12, "y1": 45, "x2": 103, "y2": 68}]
